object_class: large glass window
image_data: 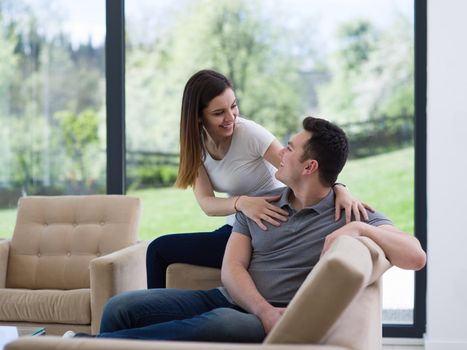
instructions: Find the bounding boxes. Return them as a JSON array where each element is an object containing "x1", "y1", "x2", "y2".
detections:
[
  {"x1": 0, "y1": 0, "x2": 422, "y2": 335},
  {"x1": 0, "y1": 0, "x2": 106, "y2": 237},
  {"x1": 125, "y1": 0, "x2": 415, "y2": 326}
]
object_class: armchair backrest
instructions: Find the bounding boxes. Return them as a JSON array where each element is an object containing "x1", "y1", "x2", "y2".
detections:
[{"x1": 6, "y1": 195, "x2": 141, "y2": 290}]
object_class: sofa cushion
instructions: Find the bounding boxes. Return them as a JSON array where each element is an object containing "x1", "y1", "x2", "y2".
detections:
[
  {"x1": 6, "y1": 195, "x2": 140, "y2": 289},
  {"x1": 166, "y1": 264, "x2": 222, "y2": 290},
  {"x1": 0, "y1": 288, "x2": 91, "y2": 324}
]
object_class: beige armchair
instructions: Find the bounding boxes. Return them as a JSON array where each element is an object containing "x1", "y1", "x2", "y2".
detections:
[
  {"x1": 6, "y1": 235, "x2": 391, "y2": 350},
  {"x1": 0, "y1": 195, "x2": 147, "y2": 335}
]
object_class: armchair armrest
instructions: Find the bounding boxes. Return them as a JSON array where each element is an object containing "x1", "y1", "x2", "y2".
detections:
[
  {"x1": 0, "y1": 239, "x2": 10, "y2": 288},
  {"x1": 89, "y1": 241, "x2": 149, "y2": 334}
]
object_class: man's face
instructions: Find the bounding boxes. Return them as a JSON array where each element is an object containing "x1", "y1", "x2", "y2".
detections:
[{"x1": 275, "y1": 130, "x2": 311, "y2": 185}]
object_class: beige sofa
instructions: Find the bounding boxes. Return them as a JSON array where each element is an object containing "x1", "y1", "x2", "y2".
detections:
[
  {"x1": 6, "y1": 235, "x2": 391, "y2": 350},
  {"x1": 0, "y1": 195, "x2": 148, "y2": 335}
]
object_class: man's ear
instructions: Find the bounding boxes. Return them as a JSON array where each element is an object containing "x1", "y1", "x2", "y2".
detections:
[{"x1": 303, "y1": 159, "x2": 319, "y2": 175}]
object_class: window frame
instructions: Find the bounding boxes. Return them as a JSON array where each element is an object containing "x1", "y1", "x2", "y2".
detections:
[
  {"x1": 382, "y1": 0, "x2": 427, "y2": 338},
  {"x1": 106, "y1": 0, "x2": 126, "y2": 194},
  {"x1": 105, "y1": 0, "x2": 427, "y2": 338}
]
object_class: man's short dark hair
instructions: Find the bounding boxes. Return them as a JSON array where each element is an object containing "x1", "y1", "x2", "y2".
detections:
[{"x1": 301, "y1": 117, "x2": 349, "y2": 186}]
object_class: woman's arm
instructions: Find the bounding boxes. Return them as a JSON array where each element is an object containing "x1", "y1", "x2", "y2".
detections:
[
  {"x1": 262, "y1": 139, "x2": 283, "y2": 169},
  {"x1": 193, "y1": 165, "x2": 288, "y2": 229},
  {"x1": 193, "y1": 165, "x2": 239, "y2": 216},
  {"x1": 333, "y1": 184, "x2": 374, "y2": 223}
]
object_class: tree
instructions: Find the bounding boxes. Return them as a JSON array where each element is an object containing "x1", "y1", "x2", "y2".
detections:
[
  {"x1": 0, "y1": 2, "x2": 20, "y2": 187},
  {"x1": 365, "y1": 16, "x2": 414, "y2": 119},
  {"x1": 125, "y1": 0, "x2": 312, "y2": 153},
  {"x1": 317, "y1": 17, "x2": 414, "y2": 124},
  {"x1": 54, "y1": 109, "x2": 103, "y2": 192},
  {"x1": 1, "y1": 0, "x2": 106, "y2": 193},
  {"x1": 317, "y1": 19, "x2": 379, "y2": 123}
]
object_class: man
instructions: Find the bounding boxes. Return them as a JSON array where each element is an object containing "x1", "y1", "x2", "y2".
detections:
[
  {"x1": 221, "y1": 117, "x2": 426, "y2": 334},
  {"x1": 68, "y1": 117, "x2": 425, "y2": 341}
]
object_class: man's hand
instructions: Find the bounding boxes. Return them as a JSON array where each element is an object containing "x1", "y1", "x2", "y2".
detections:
[
  {"x1": 320, "y1": 221, "x2": 362, "y2": 258},
  {"x1": 257, "y1": 306, "x2": 287, "y2": 334}
]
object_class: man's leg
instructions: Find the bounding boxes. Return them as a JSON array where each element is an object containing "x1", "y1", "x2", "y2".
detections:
[
  {"x1": 99, "y1": 288, "x2": 231, "y2": 333},
  {"x1": 99, "y1": 307, "x2": 265, "y2": 343}
]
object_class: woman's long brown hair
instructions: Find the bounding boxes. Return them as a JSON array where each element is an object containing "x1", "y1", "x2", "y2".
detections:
[{"x1": 175, "y1": 70, "x2": 233, "y2": 189}]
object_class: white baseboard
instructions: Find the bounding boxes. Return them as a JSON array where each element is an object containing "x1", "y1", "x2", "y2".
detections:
[
  {"x1": 383, "y1": 338, "x2": 424, "y2": 346},
  {"x1": 425, "y1": 340, "x2": 467, "y2": 350},
  {"x1": 383, "y1": 338, "x2": 424, "y2": 349}
]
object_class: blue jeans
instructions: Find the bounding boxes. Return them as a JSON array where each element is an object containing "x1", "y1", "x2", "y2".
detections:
[
  {"x1": 98, "y1": 288, "x2": 265, "y2": 342},
  {"x1": 146, "y1": 225, "x2": 232, "y2": 288}
]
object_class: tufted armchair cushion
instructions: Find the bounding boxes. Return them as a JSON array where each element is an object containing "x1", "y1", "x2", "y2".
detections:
[
  {"x1": 6, "y1": 196, "x2": 140, "y2": 290},
  {"x1": 0, "y1": 195, "x2": 147, "y2": 335}
]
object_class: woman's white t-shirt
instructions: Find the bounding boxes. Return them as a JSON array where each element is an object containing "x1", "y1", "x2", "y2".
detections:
[{"x1": 203, "y1": 117, "x2": 284, "y2": 225}]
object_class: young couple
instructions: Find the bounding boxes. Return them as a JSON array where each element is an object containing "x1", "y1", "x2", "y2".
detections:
[{"x1": 66, "y1": 70, "x2": 426, "y2": 342}]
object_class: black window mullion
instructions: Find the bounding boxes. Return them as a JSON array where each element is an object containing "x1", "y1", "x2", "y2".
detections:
[
  {"x1": 383, "y1": 0, "x2": 427, "y2": 338},
  {"x1": 412, "y1": 0, "x2": 428, "y2": 337},
  {"x1": 105, "y1": 0, "x2": 126, "y2": 194}
]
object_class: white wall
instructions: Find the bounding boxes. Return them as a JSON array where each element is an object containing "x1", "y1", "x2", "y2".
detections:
[{"x1": 426, "y1": 1, "x2": 467, "y2": 349}]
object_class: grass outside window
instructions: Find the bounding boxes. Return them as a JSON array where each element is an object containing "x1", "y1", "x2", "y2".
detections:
[{"x1": 0, "y1": 147, "x2": 413, "y2": 240}]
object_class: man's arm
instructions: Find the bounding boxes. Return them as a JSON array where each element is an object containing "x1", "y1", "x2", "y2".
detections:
[
  {"x1": 321, "y1": 222, "x2": 426, "y2": 271},
  {"x1": 221, "y1": 232, "x2": 285, "y2": 333}
]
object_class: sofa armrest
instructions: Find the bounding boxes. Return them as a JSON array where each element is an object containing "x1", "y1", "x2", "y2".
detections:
[
  {"x1": 89, "y1": 241, "x2": 149, "y2": 334},
  {"x1": 5, "y1": 337, "x2": 350, "y2": 350},
  {"x1": 265, "y1": 235, "x2": 388, "y2": 345},
  {"x1": 0, "y1": 239, "x2": 10, "y2": 288},
  {"x1": 355, "y1": 236, "x2": 392, "y2": 284}
]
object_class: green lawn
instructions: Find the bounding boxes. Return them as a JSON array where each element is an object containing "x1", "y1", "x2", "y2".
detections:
[
  {"x1": 126, "y1": 187, "x2": 225, "y2": 240},
  {"x1": 339, "y1": 147, "x2": 414, "y2": 234},
  {"x1": 0, "y1": 147, "x2": 414, "y2": 240},
  {"x1": 0, "y1": 207, "x2": 17, "y2": 238}
]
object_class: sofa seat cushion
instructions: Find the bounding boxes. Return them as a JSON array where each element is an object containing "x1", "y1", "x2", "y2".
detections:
[
  {"x1": 0, "y1": 288, "x2": 90, "y2": 324},
  {"x1": 167, "y1": 264, "x2": 222, "y2": 290}
]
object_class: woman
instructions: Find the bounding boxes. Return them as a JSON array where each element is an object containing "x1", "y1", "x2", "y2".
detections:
[{"x1": 146, "y1": 69, "x2": 369, "y2": 288}]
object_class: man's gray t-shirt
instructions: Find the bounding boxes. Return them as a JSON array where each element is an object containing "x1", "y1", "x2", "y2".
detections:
[{"x1": 223, "y1": 186, "x2": 392, "y2": 305}]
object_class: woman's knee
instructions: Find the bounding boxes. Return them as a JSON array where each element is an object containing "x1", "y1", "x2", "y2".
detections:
[{"x1": 147, "y1": 235, "x2": 174, "y2": 257}]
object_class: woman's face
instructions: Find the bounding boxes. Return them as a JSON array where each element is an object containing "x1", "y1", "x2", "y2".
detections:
[{"x1": 202, "y1": 88, "x2": 238, "y2": 140}]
